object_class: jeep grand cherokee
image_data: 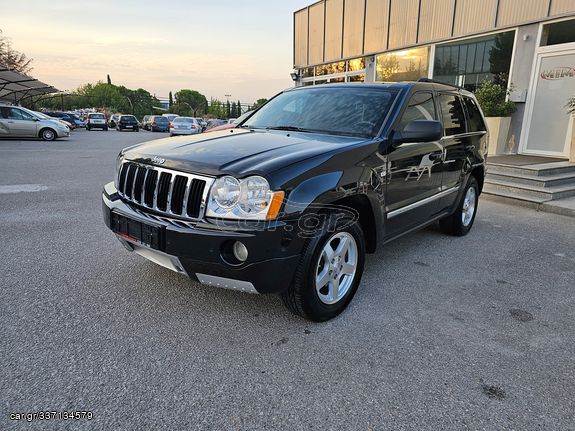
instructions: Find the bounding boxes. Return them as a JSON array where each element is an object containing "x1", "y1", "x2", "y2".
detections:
[{"x1": 102, "y1": 81, "x2": 488, "y2": 321}]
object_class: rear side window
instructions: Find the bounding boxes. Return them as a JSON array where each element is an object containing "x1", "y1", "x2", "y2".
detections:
[
  {"x1": 438, "y1": 94, "x2": 466, "y2": 136},
  {"x1": 463, "y1": 97, "x2": 486, "y2": 132},
  {"x1": 396, "y1": 92, "x2": 437, "y2": 131}
]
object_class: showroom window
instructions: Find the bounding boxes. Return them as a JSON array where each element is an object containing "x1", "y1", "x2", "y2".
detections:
[
  {"x1": 301, "y1": 57, "x2": 367, "y2": 86},
  {"x1": 433, "y1": 31, "x2": 515, "y2": 91},
  {"x1": 375, "y1": 47, "x2": 430, "y2": 82},
  {"x1": 541, "y1": 19, "x2": 575, "y2": 47}
]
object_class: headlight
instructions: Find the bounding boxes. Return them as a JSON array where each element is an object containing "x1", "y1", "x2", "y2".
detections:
[
  {"x1": 212, "y1": 176, "x2": 241, "y2": 208},
  {"x1": 206, "y1": 175, "x2": 284, "y2": 220},
  {"x1": 238, "y1": 176, "x2": 273, "y2": 214}
]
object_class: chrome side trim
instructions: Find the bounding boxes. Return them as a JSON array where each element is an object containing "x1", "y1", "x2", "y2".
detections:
[
  {"x1": 387, "y1": 186, "x2": 459, "y2": 219},
  {"x1": 195, "y1": 273, "x2": 259, "y2": 294}
]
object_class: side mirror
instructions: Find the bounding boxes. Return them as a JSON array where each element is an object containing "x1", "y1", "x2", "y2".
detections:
[{"x1": 393, "y1": 120, "x2": 443, "y2": 146}]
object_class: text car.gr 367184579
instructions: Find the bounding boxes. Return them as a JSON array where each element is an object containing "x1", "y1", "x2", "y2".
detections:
[{"x1": 102, "y1": 81, "x2": 488, "y2": 322}]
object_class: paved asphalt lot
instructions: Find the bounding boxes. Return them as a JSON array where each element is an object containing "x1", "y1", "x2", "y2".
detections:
[{"x1": 1, "y1": 129, "x2": 574, "y2": 430}]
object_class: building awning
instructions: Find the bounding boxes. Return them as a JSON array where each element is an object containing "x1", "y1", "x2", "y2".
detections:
[{"x1": 0, "y1": 64, "x2": 59, "y2": 103}]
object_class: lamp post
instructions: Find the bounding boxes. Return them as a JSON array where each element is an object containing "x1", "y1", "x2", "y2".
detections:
[
  {"x1": 125, "y1": 96, "x2": 134, "y2": 114},
  {"x1": 182, "y1": 101, "x2": 195, "y2": 116}
]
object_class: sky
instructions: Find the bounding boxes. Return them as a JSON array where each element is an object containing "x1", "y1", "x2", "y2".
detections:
[{"x1": 1, "y1": 0, "x2": 312, "y2": 104}]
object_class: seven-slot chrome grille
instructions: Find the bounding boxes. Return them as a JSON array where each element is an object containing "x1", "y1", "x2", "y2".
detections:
[{"x1": 117, "y1": 161, "x2": 213, "y2": 221}]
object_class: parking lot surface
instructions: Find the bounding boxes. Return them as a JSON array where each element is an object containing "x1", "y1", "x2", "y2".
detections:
[{"x1": 1, "y1": 129, "x2": 574, "y2": 430}]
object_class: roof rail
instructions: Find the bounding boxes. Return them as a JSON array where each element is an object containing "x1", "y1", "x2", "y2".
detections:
[{"x1": 417, "y1": 78, "x2": 465, "y2": 90}]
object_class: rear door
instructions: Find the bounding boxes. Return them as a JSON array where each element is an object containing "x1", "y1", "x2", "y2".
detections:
[
  {"x1": 385, "y1": 91, "x2": 444, "y2": 235},
  {"x1": 462, "y1": 95, "x2": 488, "y2": 160},
  {"x1": 437, "y1": 93, "x2": 468, "y2": 212},
  {"x1": 0, "y1": 107, "x2": 12, "y2": 136}
]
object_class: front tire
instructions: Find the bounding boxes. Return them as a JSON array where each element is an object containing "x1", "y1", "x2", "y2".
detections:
[
  {"x1": 439, "y1": 176, "x2": 479, "y2": 236},
  {"x1": 40, "y1": 128, "x2": 56, "y2": 141},
  {"x1": 281, "y1": 212, "x2": 366, "y2": 322}
]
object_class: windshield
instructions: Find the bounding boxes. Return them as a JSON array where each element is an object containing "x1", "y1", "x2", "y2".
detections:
[
  {"x1": 91, "y1": 114, "x2": 105, "y2": 119},
  {"x1": 20, "y1": 107, "x2": 45, "y2": 120},
  {"x1": 243, "y1": 86, "x2": 399, "y2": 138},
  {"x1": 174, "y1": 118, "x2": 194, "y2": 123}
]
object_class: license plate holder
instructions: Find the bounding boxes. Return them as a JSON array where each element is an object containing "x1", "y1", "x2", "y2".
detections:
[{"x1": 111, "y1": 212, "x2": 163, "y2": 250}]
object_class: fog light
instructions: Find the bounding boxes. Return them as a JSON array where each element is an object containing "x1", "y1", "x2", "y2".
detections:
[{"x1": 233, "y1": 241, "x2": 248, "y2": 262}]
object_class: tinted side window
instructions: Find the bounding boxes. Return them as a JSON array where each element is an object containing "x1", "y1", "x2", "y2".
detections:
[
  {"x1": 438, "y1": 94, "x2": 466, "y2": 136},
  {"x1": 396, "y1": 92, "x2": 437, "y2": 131},
  {"x1": 463, "y1": 97, "x2": 486, "y2": 132},
  {"x1": 0, "y1": 107, "x2": 9, "y2": 119}
]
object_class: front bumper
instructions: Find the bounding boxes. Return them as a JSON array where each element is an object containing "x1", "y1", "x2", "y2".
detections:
[{"x1": 102, "y1": 182, "x2": 303, "y2": 294}]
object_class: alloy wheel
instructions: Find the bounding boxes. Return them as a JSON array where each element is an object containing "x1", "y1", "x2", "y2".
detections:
[
  {"x1": 462, "y1": 186, "x2": 477, "y2": 227},
  {"x1": 315, "y1": 232, "x2": 358, "y2": 305}
]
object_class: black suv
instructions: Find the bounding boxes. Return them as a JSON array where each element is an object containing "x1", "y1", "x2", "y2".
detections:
[
  {"x1": 116, "y1": 115, "x2": 139, "y2": 132},
  {"x1": 102, "y1": 82, "x2": 488, "y2": 321}
]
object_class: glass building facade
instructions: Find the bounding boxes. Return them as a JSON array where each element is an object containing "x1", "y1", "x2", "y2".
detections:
[{"x1": 433, "y1": 31, "x2": 515, "y2": 91}]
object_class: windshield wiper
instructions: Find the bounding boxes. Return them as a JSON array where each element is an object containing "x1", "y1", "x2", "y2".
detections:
[{"x1": 265, "y1": 126, "x2": 311, "y2": 132}]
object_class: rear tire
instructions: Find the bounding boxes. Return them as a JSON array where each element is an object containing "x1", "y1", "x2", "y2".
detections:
[
  {"x1": 104, "y1": 127, "x2": 108, "y2": 131},
  {"x1": 439, "y1": 176, "x2": 479, "y2": 236},
  {"x1": 281, "y1": 211, "x2": 366, "y2": 322},
  {"x1": 40, "y1": 128, "x2": 56, "y2": 141}
]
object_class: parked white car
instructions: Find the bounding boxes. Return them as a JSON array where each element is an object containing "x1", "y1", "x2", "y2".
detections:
[
  {"x1": 0, "y1": 105, "x2": 70, "y2": 141},
  {"x1": 169, "y1": 117, "x2": 201, "y2": 136}
]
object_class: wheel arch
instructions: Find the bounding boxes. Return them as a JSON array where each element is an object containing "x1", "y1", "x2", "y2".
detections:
[
  {"x1": 470, "y1": 164, "x2": 485, "y2": 194},
  {"x1": 329, "y1": 194, "x2": 380, "y2": 254},
  {"x1": 38, "y1": 127, "x2": 57, "y2": 140}
]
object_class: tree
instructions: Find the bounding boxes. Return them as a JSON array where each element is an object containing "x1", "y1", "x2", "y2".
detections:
[
  {"x1": 474, "y1": 80, "x2": 516, "y2": 117},
  {"x1": 237, "y1": 100, "x2": 242, "y2": 115},
  {"x1": 25, "y1": 81, "x2": 162, "y2": 119},
  {"x1": 225, "y1": 100, "x2": 231, "y2": 118},
  {"x1": 254, "y1": 98, "x2": 268, "y2": 109},
  {"x1": 107, "y1": 74, "x2": 112, "y2": 85},
  {"x1": 174, "y1": 89, "x2": 208, "y2": 116},
  {"x1": 231, "y1": 102, "x2": 238, "y2": 118},
  {"x1": 169, "y1": 91, "x2": 174, "y2": 108},
  {"x1": 0, "y1": 29, "x2": 33, "y2": 74},
  {"x1": 207, "y1": 98, "x2": 225, "y2": 118}
]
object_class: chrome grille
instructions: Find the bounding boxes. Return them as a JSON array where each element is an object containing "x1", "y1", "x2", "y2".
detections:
[{"x1": 117, "y1": 161, "x2": 213, "y2": 221}]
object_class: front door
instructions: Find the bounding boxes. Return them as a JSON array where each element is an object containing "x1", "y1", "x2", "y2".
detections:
[
  {"x1": 0, "y1": 107, "x2": 38, "y2": 137},
  {"x1": 385, "y1": 91, "x2": 443, "y2": 236},
  {"x1": 521, "y1": 48, "x2": 575, "y2": 157}
]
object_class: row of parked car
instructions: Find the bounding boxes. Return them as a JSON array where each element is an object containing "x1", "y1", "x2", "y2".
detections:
[{"x1": 0, "y1": 105, "x2": 256, "y2": 141}]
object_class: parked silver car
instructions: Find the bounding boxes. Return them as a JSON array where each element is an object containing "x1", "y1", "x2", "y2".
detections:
[
  {"x1": 0, "y1": 105, "x2": 70, "y2": 141},
  {"x1": 169, "y1": 116, "x2": 201, "y2": 136}
]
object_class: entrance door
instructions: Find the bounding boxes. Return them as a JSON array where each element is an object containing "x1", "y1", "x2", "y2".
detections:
[{"x1": 521, "y1": 48, "x2": 575, "y2": 157}]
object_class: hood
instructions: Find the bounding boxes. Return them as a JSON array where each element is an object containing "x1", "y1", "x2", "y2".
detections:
[{"x1": 123, "y1": 129, "x2": 367, "y2": 177}]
